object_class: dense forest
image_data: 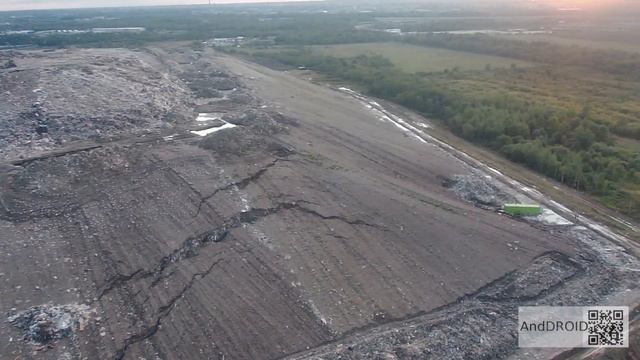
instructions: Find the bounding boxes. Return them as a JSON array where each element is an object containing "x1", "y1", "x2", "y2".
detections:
[{"x1": 253, "y1": 50, "x2": 640, "y2": 216}]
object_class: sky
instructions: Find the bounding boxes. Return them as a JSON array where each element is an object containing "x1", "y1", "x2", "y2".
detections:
[
  {"x1": 0, "y1": 0, "x2": 629, "y2": 12},
  {"x1": 0, "y1": 0, "x2": 317, "y2": 12}
]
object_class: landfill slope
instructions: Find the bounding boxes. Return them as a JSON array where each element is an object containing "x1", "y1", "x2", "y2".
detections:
[{"x1": 0, "y1": 45, "x2": 637, "y2": 360}]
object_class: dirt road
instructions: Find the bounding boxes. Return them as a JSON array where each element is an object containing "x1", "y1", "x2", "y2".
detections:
[{"x1": 0, "y1": 45, "x2": 637, "y2": 359}]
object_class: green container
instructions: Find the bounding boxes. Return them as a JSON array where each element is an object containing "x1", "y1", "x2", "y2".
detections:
[{"x1": 503, "y1": 204, "x2": 542, "y2": 216}]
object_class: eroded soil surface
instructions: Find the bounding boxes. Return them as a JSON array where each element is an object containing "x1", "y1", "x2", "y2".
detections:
[{"x1": 0, "y1": 44, "x2": 638, "y2": 360}]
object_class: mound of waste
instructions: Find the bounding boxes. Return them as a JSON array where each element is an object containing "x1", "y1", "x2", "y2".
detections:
[
  {"x1": 198, "y1": 110, "x2": 296, "y2": 157},
  {"x1": 7, "y1": 303, "x2": 94, "y2": 345},
  {"x1": 444, "y1": 174, "x2": 516, "y2": 209},
  {"x1": 223, "y1": 110, "x2": 291, "y2": 135},
  {"x1": 199, "y1": 127, "x2": 292, "y2": 157}
]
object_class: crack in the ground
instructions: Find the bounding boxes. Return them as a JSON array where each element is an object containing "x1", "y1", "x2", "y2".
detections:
[
  {"x1": 325, "y1": 233, "x2": 348, "y2": 240},
  {"x1": 97, "y1": 269, "x2": 146, "y2": 299},
  {"x1": 294, "y1": 205, "x2": 386, "y2": 229},
  {"x1": 194, "y1": 158, "x2": 286, "y2": 218},
  {"x1": 113, "y1": 258, "x2": 223, "y2": 360},
  {"x1": 98, "y1": 201, "x2": 386, "y2": 299},
  {"x1": 97, "y1": 227, "x2": 228, "y2": 300},
  {"x1": 149, "y1": 269, "x2": 177, "y2": 289}
]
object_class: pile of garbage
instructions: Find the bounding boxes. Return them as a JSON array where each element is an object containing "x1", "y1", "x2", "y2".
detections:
[
  {"x1": 444, "y1": 174, "x2": 516, "y2": 210},
  {"x1": 7, "y1": 303, "x2": 94, "y2": 345},
  {"x1": 1, "y1": 59, "x2": 16, "y2": 69},
  {"x1": 223, "y1": 110, "x2": 289, "y2": 135},
  {"x1": 198, "y1": 110, "x2": 295, "y2": 157}
]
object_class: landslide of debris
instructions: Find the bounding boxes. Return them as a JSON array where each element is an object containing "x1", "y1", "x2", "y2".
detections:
[{"x1": 0, "y1": 49, "x2": 192, "y2": 160}]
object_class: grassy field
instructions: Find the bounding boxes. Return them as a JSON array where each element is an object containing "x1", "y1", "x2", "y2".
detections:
[
  {"x1": 311, "y1": 42, "x2": 532, "y2": 73},
  {"x1": 494, "y1": 34, "x2": 640, "y2": 53}
]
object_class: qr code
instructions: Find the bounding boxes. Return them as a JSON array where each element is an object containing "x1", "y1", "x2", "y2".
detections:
[{"x1": 587, "y1": 309, "x2": 625, "y2": 346}]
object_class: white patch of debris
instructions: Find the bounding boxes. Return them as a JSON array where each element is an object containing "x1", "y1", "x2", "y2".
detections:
[{"x1": 190, "y1": 121, "x2": 237, "y2": 137}]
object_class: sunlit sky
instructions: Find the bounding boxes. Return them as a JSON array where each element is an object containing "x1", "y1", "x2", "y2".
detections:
[
  {"x1": 0, "y1": 0, "x2": 630, "y2": 12},
  {"x1": 539, "y1": 0, "x2": 628, "y2": 9}
]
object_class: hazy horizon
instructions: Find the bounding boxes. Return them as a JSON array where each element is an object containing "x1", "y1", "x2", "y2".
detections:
[
  {"x1": 0, "y1": 0, "x2": 322, "y2": 12},
  {"x1": 0, "y1": 0, "x2": 633, "y2": 12}
]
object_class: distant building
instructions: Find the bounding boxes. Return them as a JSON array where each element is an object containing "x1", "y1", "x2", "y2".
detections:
[
  {"x1": 34, "y1": 29, "x2": 90, "y2": 36},
  {"x1": 91, "y1": 27, "x2": 146, "y2": 33},
  {"x1": 208, "y1": 36, "x2": 245, "y2": 47},
  {"x1": 0, "y1": 30, "x2": 34, "y2": 35}
]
